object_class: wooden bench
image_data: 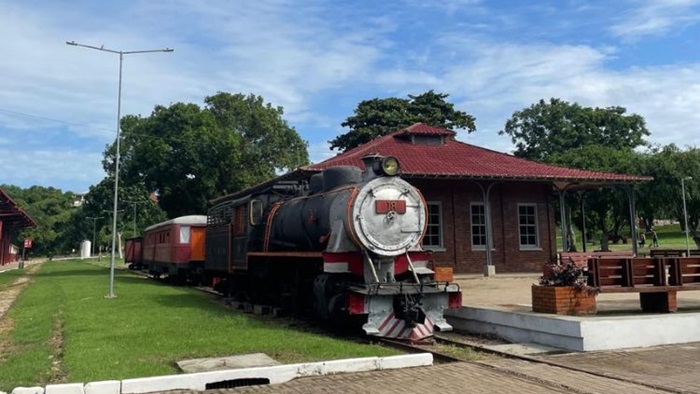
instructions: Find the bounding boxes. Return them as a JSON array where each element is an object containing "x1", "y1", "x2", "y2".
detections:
[
  {"x1": 587, "y1": 257, "x2": 700, "y2": 312},
  {"x1": 558, "y1": 251, "x2": 634, "y2": 269},
  {"x1": 649, "y1": 249, "x2": 700, "y2": 258}
]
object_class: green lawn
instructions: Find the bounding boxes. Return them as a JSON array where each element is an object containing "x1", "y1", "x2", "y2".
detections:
[
  {"x1": 557, "y1": 224, "x2": 697, "y2": 254},
  {"x1": 0, "y1": 269, "x2": 23, "y2": 290},
  {"x1": 0, "y1": 260, "x2": 399, "y2": 390}
]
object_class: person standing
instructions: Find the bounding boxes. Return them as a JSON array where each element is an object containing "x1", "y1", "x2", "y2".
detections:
[
  {"x1": 639, "y1": 232, "x2": 646, "y2": 248},
  {"x1": 651, "y1": 230, "x2": 659, "y2": 247}
]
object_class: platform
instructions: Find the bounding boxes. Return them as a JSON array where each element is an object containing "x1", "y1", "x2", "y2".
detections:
[{"x1": 450, "y1": 273, "x2": 700, "y2": 352}]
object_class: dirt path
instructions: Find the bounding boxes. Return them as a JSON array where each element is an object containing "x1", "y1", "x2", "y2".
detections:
[{"x1": 0, "y1": 262, "x2": 43, "y2": 322}]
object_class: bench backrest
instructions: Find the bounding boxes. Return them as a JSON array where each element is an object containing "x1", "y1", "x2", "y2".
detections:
[
  {"x1": 588, "y1": 257, "x2": 664, "y2": 288},
  {"x1": 588, "y1": 256, "x2": 700, "y2": 289},
  {"x1": 650, "y1": 249, "x2": 700, "y2": 258},
  {"x1": 559, "y1": 251, "x2": 634, "y2": 268},
  {"x1": 666, "y1": 257, "x2": 700, "y2": 286}
]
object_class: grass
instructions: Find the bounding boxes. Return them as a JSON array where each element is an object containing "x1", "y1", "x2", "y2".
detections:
[
  {"x1": 557, "y1": 223, "x2": 697, "y2": 254},
  {"x1": 0, "y1": 260, "x2": 400, "y2": 390},
  {"x1": 0, "y1": 269, "x2": 23, "y2": 290}
]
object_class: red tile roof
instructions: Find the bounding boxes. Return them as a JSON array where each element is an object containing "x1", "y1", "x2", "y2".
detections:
[{"x1": 306, "y1": 123, "x2": 651, "y2": 183}]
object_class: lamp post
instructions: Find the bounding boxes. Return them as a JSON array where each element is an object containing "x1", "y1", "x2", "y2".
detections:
[
  {"x1": 123, "y1": 200, "x2": 149, "y2": 238},
  {"x1": 86, "y1": 216, "x2": 104, "y2": 257},
  {"x1": 67, "y1": 41, "x2": 173, "y2": 298},
  {"x1": 682, "y1": 176, "x2": 693, "y2": 257}
]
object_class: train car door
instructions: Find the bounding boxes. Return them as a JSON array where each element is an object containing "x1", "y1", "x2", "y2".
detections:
[{"x1": 190, "y1": 227, "x2": 205, "y2": 261}]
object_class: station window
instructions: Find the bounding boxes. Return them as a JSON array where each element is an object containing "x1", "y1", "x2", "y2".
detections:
[
  {"x1": 470, "y1": 203, "x2": 486, "y2": 249},
  {"x1": 518, "y1": 204, "x2": 539, "y2": 249},
  {"x1": 422, "y1": 202, "x2": 443, "y2": 249}
]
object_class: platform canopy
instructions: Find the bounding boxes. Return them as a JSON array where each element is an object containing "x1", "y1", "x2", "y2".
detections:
[{"x1": 0, "y1": 188, "x2": 37, "y2": 231}]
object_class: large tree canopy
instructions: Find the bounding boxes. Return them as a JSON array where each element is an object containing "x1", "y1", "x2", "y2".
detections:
[
  {"x1": 500, "y1": 98, "x2": 650, "y2": 161},
  {"x1": 104, "y1": 92, "x2": 309, "y2": 217},
  {"x1": 330, "y1": 91, "x2": 476, "y2": 152},
  {"x1": 500, "y1": 98, "x2": 651, "y2": 250}
]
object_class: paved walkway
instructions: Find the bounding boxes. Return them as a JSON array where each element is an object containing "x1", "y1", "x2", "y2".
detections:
[
  {"x1": 164, "y1": 272, "x2": 700, "y2": 394},
  {"x1": 181, "y1": 358, "x2": 677, "y2": 394}
]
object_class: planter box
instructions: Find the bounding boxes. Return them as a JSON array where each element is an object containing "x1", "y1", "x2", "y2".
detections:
[{"x1": 532, "y1": 285, "x2": 597, "y2": 315}]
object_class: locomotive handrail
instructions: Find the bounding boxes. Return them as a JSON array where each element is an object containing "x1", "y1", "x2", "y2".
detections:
[
  {"x1": 404, "y1": 250, "x2": 421, "y2": 284},
  {"x1": 363, "y1": 249, "x2": 381, "y2": 284}
]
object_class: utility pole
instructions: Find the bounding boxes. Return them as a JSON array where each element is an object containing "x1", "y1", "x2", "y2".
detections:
[
  {"x1": 86, "y1": 216, "x2": 104, "y2": 256},
  {"x1": 67, "y1": 41, "x2": 173, "y2": 298},
  {"x1": 123, "y1": 200, "x2": 149, "y2": 238}
]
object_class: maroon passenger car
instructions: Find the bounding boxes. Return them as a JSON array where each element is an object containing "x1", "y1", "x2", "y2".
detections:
[{"x1": 142, "y1": 215, "x2": 207, "y2": 282}]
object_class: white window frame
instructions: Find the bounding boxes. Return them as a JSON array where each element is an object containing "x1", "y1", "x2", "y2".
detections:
[
  {"x1": 470, "y1": 202, "x2": 487, "y2": 250},
  {"x1": 180, "y1": 225, "x2": 191, "y2": 244},
  {"x1": 518, "y1": 203, "x2": 540, "y2": 250},
  {"x1": 422, "y1": 201, "x2": 444, "y2": 250}
]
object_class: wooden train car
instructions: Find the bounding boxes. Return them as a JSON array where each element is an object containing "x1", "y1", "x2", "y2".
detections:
[
  {"x1": 143, "y1": 215, "x2": 207, "y2": 282},
  {"x1": 124, "y1": 237, "x2": 144, "y2": 269}
]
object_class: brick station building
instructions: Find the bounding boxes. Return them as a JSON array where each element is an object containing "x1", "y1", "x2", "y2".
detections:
[
  {"x1": 0, "y1": 187, "x2": 36, "y2": 265},
  {"x1": 308, "y1": 123, "x2": 650, "y2": 274}
]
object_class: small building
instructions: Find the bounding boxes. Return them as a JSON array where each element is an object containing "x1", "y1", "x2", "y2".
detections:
[
  {"x1": 0, "y1": 188, "x2": 37, "y2": 265},
  {"x1": 213, "y1": 123, "x2": 650, "y2": 274}
]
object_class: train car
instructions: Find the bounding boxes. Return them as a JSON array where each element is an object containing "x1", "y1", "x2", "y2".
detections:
[
  {"x1": 143, "y1": 215, "x2": 207, "y2": 282},
  {"x1": 205, "y1": 155, "x2": 461, "y2": 340},
  {"x1": 124, "y1": 237, "x2": 143, "y2": 270}
]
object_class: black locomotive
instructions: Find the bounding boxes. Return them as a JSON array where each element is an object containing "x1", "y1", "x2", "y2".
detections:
[{"x1": 204, "y1": 155, "x2": 461, "y2": 340}]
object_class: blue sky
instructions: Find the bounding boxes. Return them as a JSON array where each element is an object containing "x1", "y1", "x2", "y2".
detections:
[{"x1": 2, "y1": 0, "x2": 700, "y2": 193}]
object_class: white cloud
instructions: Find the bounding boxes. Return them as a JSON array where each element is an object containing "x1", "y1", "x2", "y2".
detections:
[
  {"x1": 610, "y1": 0, "x2": 700, "y2": 39},
  {"x1": 374, "y1": 36, "x2": 700, "y2": 151},
  {"x1": 4, "y1": 0, "x2": 700, "y2": 193}
]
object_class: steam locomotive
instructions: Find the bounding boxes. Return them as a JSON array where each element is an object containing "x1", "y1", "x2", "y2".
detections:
[{"x1": 128, "y1": 155, "x2": 461, "y2": 340}]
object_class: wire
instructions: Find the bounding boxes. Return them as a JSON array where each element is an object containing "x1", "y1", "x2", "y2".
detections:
[{"x1": 0, "y1": 106, "x2": 334, "y2": 153}]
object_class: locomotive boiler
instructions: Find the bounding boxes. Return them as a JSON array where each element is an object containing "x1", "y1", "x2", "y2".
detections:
[{"x1": 205, "y1": 155, "x2": 461, "y2": 340}]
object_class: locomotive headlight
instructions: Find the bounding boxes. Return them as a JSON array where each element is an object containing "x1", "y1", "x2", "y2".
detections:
[{"x1": 381, "y1": 156, "x2": 400, "y2": 176}]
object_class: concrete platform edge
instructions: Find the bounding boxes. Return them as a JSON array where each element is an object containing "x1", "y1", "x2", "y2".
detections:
[
  {"x1": 447, "y1": 305, "x2": 700, "y2": 352},
  {"x1": 11, "y1": 354, "x2": 433, "y2": 394}
]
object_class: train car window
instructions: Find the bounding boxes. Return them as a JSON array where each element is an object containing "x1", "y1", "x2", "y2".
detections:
[
  {"x1": 180, "y1": 226, "x2": 190, "y2": 244},
  {"x1": 250, "y1": 200, "x2": 263, "y2": 225}
]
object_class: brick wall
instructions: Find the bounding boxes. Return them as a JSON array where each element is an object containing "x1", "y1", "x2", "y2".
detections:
[{"x1": 408, "y1": 178, "x2": 557, "y2": 273}]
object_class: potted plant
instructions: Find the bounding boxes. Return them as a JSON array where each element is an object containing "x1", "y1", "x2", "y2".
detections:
[{"x1": 532, "y1": 258, "x2": 599, "y2": 315}]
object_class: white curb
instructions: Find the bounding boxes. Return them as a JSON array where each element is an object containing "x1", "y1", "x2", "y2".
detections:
[
  {"x1": 120, "y1": 353, "x2": 432, "y2": 393},
  {"x1": 11, "y1": 388, "x2": 44, "y2": 394},
  {"x1": 83, "y1": 381, "x2": 120, "y2": 394},
  {"x1": 10, "y1": 353, "x2": 433, "y2": 394},
  {"x1": 44, "y1": 384, "x2": 84, "y2": 394}
]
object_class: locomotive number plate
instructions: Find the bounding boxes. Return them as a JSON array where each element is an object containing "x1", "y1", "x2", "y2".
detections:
[{"x1": 375, "y1": 200, "x2": 406, "y2": 214}]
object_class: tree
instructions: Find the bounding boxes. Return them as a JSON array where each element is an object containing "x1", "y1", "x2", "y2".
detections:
[
  {"x1": 500, "y1": 98, "x2": 651, "y2": 250},
  {"x1": 637, "y1": 145, "x2": 700, "y2": 248},
  {"x1": 500, "y1": 98, "x2": 650, "y2": 161},
  {"x1": 549, "y1": 146, "x2": 645, "y2": 250},
  {"x1": 105, "y1": 93, "x2": 309, "y2": 217},
  {"x1": 330, "y1": 91, "x2": 476, "y2": 152},
  {"x1": 2, "y1": 185, "x2": 76, "y2": 256}
]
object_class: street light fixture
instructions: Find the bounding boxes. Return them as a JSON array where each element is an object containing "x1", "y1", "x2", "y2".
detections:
[
  {"x1": 86, "y1": 216, "x2": 104, "y2": 257},
  {"x1": 682, "y1": 176, "x2": 693, "y2": 257},
  {"x1": 67, "y1": 41, "x2": 173, "y2": 299}
]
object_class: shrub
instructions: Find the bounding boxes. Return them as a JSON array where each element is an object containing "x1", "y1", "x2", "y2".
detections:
[{"x1": 539, "y1": 258, "x2": 600, "y2": 296}]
